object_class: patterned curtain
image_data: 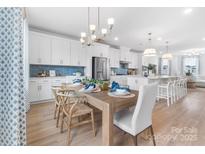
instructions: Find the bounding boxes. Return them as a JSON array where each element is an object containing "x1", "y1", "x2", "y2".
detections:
[{"x1": 0, "y1": 8, "x2": 26, "y2": 145}]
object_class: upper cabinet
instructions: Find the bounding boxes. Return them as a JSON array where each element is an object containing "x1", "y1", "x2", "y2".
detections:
[
  {"x1": 29, "y1": 31, "x2": 51, "y2": 64},
  {"x1": 70, "y1": 40, "x2": 86, "y2": 66},
  {"x1": 89, "y1": 43, "x2": 109, "y2": 58},
  {"x1": 129, "y1": 51, "x2": 139, "y2": 69},
  {"x1": 120, "y1": 47, "x2": 131, "y2": 62},
  {"x1": 51, "y1": 36, "x2": 70, "y2": 65},
  {"x1": 109, "y1": 48, "x2": 120, "y2": 68}
]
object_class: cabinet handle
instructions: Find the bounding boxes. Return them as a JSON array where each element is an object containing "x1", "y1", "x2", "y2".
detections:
[
  {"x1": 38, "y1": 85, "x2": 41, "y2": 91},
  {"x1": 60, "y1": 60, "x2": 63, "y2": 64},
  {"x1": 78, "y1": 61, "x2": 80, "y2": 65}
]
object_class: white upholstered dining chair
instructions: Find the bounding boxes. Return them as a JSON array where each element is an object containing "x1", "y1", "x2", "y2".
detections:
[{"x1": 114, "y1": 83, "x2": 158, "y2": 146}]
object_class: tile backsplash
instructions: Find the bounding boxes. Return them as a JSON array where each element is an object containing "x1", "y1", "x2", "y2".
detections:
[
  {"x1": 30, "y1": 64, "x2": 85, "y2": 77},
  {"x1": 111, "y1": 67, "x2": 128, "y2": 75}
]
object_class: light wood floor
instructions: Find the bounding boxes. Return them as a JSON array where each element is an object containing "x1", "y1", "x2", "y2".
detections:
[{"x1": 27, "y1": 88, "x2": 205, "y2": 146}]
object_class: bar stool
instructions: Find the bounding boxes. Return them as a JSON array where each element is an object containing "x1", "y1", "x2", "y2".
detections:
[{"x1": 157, "y1": 81, "x2": 174, "y2": 106}]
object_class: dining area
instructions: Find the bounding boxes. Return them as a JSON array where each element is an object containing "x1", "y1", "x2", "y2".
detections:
[{"x1": 47, "y1": 78, "x2": 158, "y2": 146}]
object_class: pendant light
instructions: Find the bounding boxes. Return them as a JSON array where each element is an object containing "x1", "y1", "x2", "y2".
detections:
[
  {"x1": 80, "y1": 7, "x2": 115, "y2": 46},
  {"x1": 162, "y1": 41, "x2": 173, "y2": 59},
  {"x1": 143, "y1": 33, "x2": 157, "y2": 56}
]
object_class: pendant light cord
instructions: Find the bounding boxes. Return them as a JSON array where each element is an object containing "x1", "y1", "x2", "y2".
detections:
[
  {"x1": 148, "y1": 33, "x2": 152, "y2": 48},
  {"x1": 88, "y1": 7, "x2": 90, "y2": 33},
  {"x1": 166, "y1": 41, "x2": 169, "y2": 53},
  {"x1": 98, "y1": 7, "x2": 100, "y2": 32}
]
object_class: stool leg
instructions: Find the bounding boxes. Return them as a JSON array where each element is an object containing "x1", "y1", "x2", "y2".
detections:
[{"x1": 167, "y1": 88, "x2": 169, "y2": 106}]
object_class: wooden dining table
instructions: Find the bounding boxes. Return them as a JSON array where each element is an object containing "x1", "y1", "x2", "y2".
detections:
[{"x1": 83, "y1": 90, "x2": 139, "y2": 146}]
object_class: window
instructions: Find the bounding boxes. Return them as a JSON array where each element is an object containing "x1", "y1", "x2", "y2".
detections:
[
  {"x1": 182, "y1": 56, "x2": 199, "y2": 76},
  {"x1": 159, "y1": 58, "x2": 171, "y2": 75}
]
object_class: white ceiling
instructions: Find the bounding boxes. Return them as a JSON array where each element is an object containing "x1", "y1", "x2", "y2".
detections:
[{"x1": 27, "y1": 7, "x2": 205, "y2": 53}]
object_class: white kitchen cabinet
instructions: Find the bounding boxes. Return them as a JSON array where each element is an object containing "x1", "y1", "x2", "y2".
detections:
[
  {"x1": 120, "y1": 47, "x2": 131, "y2": 62},
  {"x1": 89, "y1": 43, "x2": 109, "y2": 58},
  {"x1": 29, "y1": 78, "x2": 52, "y2": 103},
  {"x1": 70, "y1": 40, "x2": 86, "y2": 66},
  {"x1": 38, "y1": 79, "x2": 52, "y2": 100},
  {"x1": 29, "y1": 77, "x2": 86, "y2": 103},
  {"x1": 29, "y1": 31, "x2": 51, "y2": 64},
  {"x1": 29, "y1": 80, "x2": 39, "y2": 102},
  {"x1": 129, "y1": 51, "x2": 139, "y2": 69},
  {"x1": 51, "y1": 37, "x2": 70, "y2": 65},
  {"x1": 109, "y1": 48, "x2": 120, "y2": 68}
]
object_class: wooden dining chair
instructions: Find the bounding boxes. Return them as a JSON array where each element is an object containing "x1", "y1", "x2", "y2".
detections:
[
  {"x1": 52, "y1": 87, "x2": 74, "y2": 128},
  {"x1": 51, "y1": 86, "x2": 61, "y2": 121},
  {"x1": 114, "y1": 83, "x2": 158, "y2": 146},
  {"x1": 56, "y1": 91, "x2": 96, "y2": 145}
]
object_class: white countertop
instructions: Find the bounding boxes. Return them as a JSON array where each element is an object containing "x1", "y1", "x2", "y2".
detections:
[{"x1": 111, "y1": 75, "x2": 179, "y2": 80}]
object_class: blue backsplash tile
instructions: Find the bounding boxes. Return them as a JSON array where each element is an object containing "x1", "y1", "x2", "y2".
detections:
[
  {"x1": 111, "y1": 68, "x2": 128, "y2": 75},
  {"x1": 30, "y1": 64, "x2": 85, "y2": 77}
]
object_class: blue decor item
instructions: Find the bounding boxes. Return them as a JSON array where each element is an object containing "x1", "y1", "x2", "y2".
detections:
[
  {"x1": 110, "y1": 81, "x2": 130, "y2": 92},
  {"x1": 30, "y1": 64, "x2": 85, "y2": 77},
  {"x1": 85, "y1": 83, "x2": 96, "y2": 90},
  {"x1": 111, "y1": 81, "x2": 120, "y2": 92}
]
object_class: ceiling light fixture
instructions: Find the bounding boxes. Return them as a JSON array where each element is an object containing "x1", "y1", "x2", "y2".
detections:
[
  {"x1": 162, "y1": 41, "x2": 173, "y2": 60},
  {"x1": 114, "y1": 37, "x2": 118, "y2": 41},
  {"x1": 157, "y1": 37, "x2": 162, "y2": 41},
  {"x1": 143, "y1": 33, "x2": 157, "y2": 57},
  {"x1": 202, "y1": 38, "x2": 205, "y2": 41},
  {"x1": 184, "y1": 8, "x2": 192, "y2": 14},
  {"x1": 80, "y1": 7, "x2": 114, "y2": 46}
]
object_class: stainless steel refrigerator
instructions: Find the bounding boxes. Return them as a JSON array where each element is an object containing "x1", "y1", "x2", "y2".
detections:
[{"x1": 92, "y1": 57, "x2": 108, "y2": 80}]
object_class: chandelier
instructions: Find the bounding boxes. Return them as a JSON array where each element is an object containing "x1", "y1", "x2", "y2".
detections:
[
  {"x1": 80, "y1": 7, "x2": 114, "y2": 46},
  {"x1": 143, "y1": 33, "x2": 157, "y2": 56},
  {"x1": 162, "y1": 41, "x2": 173, "y2": 59}
]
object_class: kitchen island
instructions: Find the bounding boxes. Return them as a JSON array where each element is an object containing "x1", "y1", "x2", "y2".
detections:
[{"x1": 110, "y1": 75, "x2": 178, "y2": 90}]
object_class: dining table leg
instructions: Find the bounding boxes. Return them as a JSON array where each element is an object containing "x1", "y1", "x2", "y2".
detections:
[{"x1": 102, "y1": 103, "x2": 113, "y2": 146}]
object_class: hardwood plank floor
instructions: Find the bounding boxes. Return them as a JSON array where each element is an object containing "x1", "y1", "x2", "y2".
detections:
[{"x1": 27, "y1": 88, "x2": 205, "y2": 146}]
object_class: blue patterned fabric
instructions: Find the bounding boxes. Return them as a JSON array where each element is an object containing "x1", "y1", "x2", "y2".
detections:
[{"x1": 0, "y1": 8, "x2": 26, "y2": 145}]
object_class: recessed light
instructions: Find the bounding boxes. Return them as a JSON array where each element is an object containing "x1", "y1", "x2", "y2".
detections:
[
  {"x1": 202, "y1": 38, "x2": 205, "y2": 41},
  {"x1": 157, "y1": 37, "x2": 162, "y2": 41},
  {"x1": 184, "y1": 8, "x2": 192, "y2": 14},
  {"x1": 114, "y1": 37, "x2": 118, "y2": 41}
]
